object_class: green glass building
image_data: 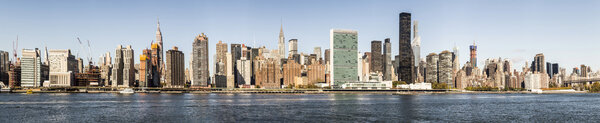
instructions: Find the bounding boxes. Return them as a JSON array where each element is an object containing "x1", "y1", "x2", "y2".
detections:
[{"x1": 329, "y1": 29, "x2": 358, "y2": 88}]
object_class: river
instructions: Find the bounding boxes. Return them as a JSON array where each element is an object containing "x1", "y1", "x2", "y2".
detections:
[{"x1": 0, "y1": 93, "x2": 599, "y2": 122}]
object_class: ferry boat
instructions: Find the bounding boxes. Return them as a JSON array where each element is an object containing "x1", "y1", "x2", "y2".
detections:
[{"x1": 119, "y1": 88, "x2": 135, "y2": 94}]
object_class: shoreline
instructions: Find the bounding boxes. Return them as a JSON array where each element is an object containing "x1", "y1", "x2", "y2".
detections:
[{"x1": 0, "y1": 88, "x2": 588, "y2": 94}]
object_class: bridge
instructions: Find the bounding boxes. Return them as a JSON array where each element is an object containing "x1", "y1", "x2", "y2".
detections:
[{"x1": 562, "y1": 77, "x2": 600, "y2": 85}]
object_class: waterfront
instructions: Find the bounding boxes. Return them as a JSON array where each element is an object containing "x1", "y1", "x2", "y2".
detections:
[{"x1": 1, "y1": 93, "x2": 600, "y2": 122}]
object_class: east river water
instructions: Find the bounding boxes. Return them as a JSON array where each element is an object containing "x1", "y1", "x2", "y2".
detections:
[{"x1": 0, "y1": 93, "x2": 599, "y2": 122}]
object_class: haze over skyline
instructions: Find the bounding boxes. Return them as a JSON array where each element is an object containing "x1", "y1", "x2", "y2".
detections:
[{"x1": 1, "y1": 0, "x2": 600, "y2": 73}]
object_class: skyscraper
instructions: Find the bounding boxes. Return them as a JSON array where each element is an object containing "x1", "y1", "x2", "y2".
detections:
[
  {"x1": 453, "y1": 45, "x2": 460, "y2": 73},
  {"x1": 426, "y1": 53, "x2": 438, "y2": 83},
  {"x1": 330, "y1": 29, "x2": 358, "y2": 88},
  {"x1": 112, "y1": 45, "x2": 124, "y2": 87},
  {"x1": 531, "y1": 53, "x2": 545, "y2": 74},
  {"x1": 278, "y1": 23, "x2": 286, "y2": 59},
  {"x1": 21, "y1": 48, "x2": 45, "y2": 87},
  {"x1": 398, "y1": 12, "x2": 415, "y2": 83},
  {"x1": 288, "y1": 39, "x2": 298, "y2": 56},
  {"x1": 165, "y1": 47, "x2": 185, "y2": 88},
  {"x1": 192, "y1": 33, "x2": 209, "y2": 87},
  {"x1": 112, "y1": 45, "x2": 134, "y2": 87},
  {"x1": 314, "y1": 47, "x2": 321, "y2": 61},
  {"x1": 215, "y1": 41, "x2": 228, "y2": 87},
  {"x1": 122, "y1": 46, "x2": 135, "y2": 87},
  {"x1": 139, "y1": 49, "x2": 152, "y2": 87},
  {"x1": 230, "y1": 44, "x2": 242, "y2": 86},
  {"x1": 156, "y1": 19, "x2": 164, "y2": 81},
  {"x1": 0, "y1": 50, "x2": 9, "y2": 84},
  {"x1": 48, "y1": 49, "x2": 78, "y2": 87},
  {"x1": 216, "y1": 41, "x2": 228, "y2": 75},
  {"x1": 438, "y1": 51, "x2": 453, "y2": 87},
  {"x1": 412, "y1": 20, "x2": 421, "y2": 67},
  {"x1": 370, "y1": 40, "x2": 383, "y2": 73},
  {"x1": 470, "y1": 42, "x2": 477, "y2": 68},
  {"x1": 383, "y1": 38, "x2": 392, "y2": 81},
  {"x1": 324, "y1": 49, "x2": 330, "y2": 64}
]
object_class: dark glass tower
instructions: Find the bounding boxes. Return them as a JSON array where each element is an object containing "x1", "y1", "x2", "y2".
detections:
[
  {"x1": 398, "y1": 12, "x2": 415, "y2": 83},
  {"x1": 370, "y1": 40, "x2": 383, "y2": 73}
]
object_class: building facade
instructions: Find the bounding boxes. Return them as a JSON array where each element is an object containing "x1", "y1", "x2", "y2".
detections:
[
  {"x1": 21, "y1": 48, "x2": 47, "y2": 87},
  {"x1": 288, "y1": 39, "x2": 298, "y2": 56},
  {"x1": 48, "y1": 49, "x2": 78, "y2": 87},
  {"x1": 192, "y1": 33, "x2": 209, "y2": 87},
  {"x1": 398, "y1": 12, "x2": 415, "y2": 83},
  {"x1": 330, "y1": 29, "x2": 358, "y2": 88},
  {"x1": 165, "y1": 47, "x2": 185, "y2": 88},
  {"x1": 370, "y1": 40, "x2": 383, "y2": 74},
  {"x1": 426, "y1": 53, "x2": 439, "y2": 83}
]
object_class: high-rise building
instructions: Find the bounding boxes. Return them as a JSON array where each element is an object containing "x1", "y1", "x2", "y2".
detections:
[
  {"x1": 0, "y1": 50, "x2": 9, "y2": 84},
  {"x1": 398, "y1": 12, "x2": 415, "y2": 83},
  {"x1": 230, "y1": 44, "x2": 242, "y2": 86},
  {"x1": 99, "y1": 52, "x2": 111, "y2": 86},
  {"x1": 112, "y1": 46, "x2": 124, "y2": 87},
  {"x1": 470, "y1": 42, "x2": 477, "y2": 68},
  {"x1": 278, "y1": 23, "x2": 286, "y2": 59},
  {"x1": 370, "y1": 40, "x2": 383, "y2": 74},
  {"x1": 21, "y1": 48, "x2": 46, "y2": 87},
  {"x1": 307, "y1": 62, "x2": 326, "y2": 85},
  {"x1": 236, "y1": 59, "x2": 252, "y2": 86},
  {"x1": 254, "y1": 56, "x2": 281, "y2": 89},
  {"x1": 123, "y1": 46, "x2": 135, "y2": 87},
  {"x1": 453, "y1": 45, "x2": 460, "y2": 73},
  {"x1": 112, "y1": 45, "x2": 134, "y2": 87},
  {"x1": 580, "y1": 64, "x2": 589, "y2": 77},
  {"x1": 165, "y1": 47, "x2": 185, "y2": 88},
  {"x1": 438, "y1": 51, "x2": 453, "y2": 87},
  {"x1": 225, "y1": 53, "x2": 235, "y2": 88},
  {"x1": 216, "y1": 41, "x2": 228, "y2": 74},
  {"x1": 155, "y1": 19, "x2": 164, "y2": 82},
  {"x1": 288, "y1": 39, "x2": 298, "y2": 56},
  {"x1": 8, "y1": 64, "x2": 21, "y2": 88},
  {"x1": 150, "y1": 43, "x2": 162, "y2": 87},
  {"x1": 48, "y1": 49, "x2": 78, "y2": 87},
  {"x1": 192, "y1": 33, "x2": 209, "y2": 87},
  {"x1": 139, "y1": 49, "x2": 152, "y2": 87},
  {"x1": 531, "y1": 53, "x2": 545, "y2": 74},
  {"x1": 383, "y1": 38, "x2": 393, "y2": 81},
  {"x1": 124, "y1": 46, "x2": 135, "y2": 87},
  {"x1": 77, "y1": 58, "x2": 83, "y2": 73},
  {"x1": 330, "y1": 29, "x2": 358, "y2": 88},
  {"x1": 215, "y1": 41, "x2": 228, "y2": 88},
  {"x1": 283, "y1": 60, "x2": 301, "y2": 87},
  {"x1": 314, "y1": 47, "x2": 322, "y2": 61},
  {"x1": 324, "y1": 49, "x2": 330, "y2": 64},
  {"x1": 412, "y1": 21, "x2": 421, "y2": 67},
  {"x1": 426, "y1": 53, "x2": 438, "y2": 83}
]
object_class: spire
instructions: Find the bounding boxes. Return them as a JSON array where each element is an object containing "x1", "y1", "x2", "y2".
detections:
[
  {"x1": 413, "y1": 20, "x2": 418, "y2": 37},
  {"x1": 156, "y1": 17, "x2": 163, "y2": 45},
  {"x1": 411, "y1": 20, "x2": 421, "y2": 46},
  {"x1": 279, "y1": 19, "x2": 284, "y2": 37}
]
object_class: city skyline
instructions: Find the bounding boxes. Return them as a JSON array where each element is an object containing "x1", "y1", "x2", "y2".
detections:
[{"x1": 2, "y1": 0, "x2": 600, "y2": 73}]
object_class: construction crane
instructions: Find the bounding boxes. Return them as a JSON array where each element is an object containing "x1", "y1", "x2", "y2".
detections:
[
  {"x1": 12, "y1": 35, "x2": 18, "y2": 64},
  {"x1": 76, "y1": 37, "x2": 94, "y2": 66},
  {"x1": 86, "y1": 40, "x2": 93, "y2": 65}
]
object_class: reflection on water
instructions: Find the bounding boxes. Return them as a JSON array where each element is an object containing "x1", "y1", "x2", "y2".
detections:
[{"x1": 1, "y1": 93, "x2": 600, "y2": 122}]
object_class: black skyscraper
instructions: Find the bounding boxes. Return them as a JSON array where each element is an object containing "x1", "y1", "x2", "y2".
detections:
[
  {"x1": 371, "y1": 40, "x2": 383, "y2": 73},
  {"x1": 398, "y1": 12, "x2": 415, "y2": 83}
]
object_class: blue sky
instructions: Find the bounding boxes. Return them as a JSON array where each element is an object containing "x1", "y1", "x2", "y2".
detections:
[{"x1": 1, "y1": 0, "x2": 600, "y2": 74}]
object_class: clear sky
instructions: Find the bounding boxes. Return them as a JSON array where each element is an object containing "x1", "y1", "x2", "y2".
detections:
[{"x1": 1, "y1": 0, "x2": 600, "y2": 74}]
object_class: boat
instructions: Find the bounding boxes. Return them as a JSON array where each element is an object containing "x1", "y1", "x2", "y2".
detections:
[
  {"x1": 0, "y1": 88, "x2": 10, "y2": 93},
  {"x1": 119, "y1": 88, "x2": 135, "y2": 94},
  {"x1": 26, "y1": 89, "x2": 33, "y2": 94}
]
